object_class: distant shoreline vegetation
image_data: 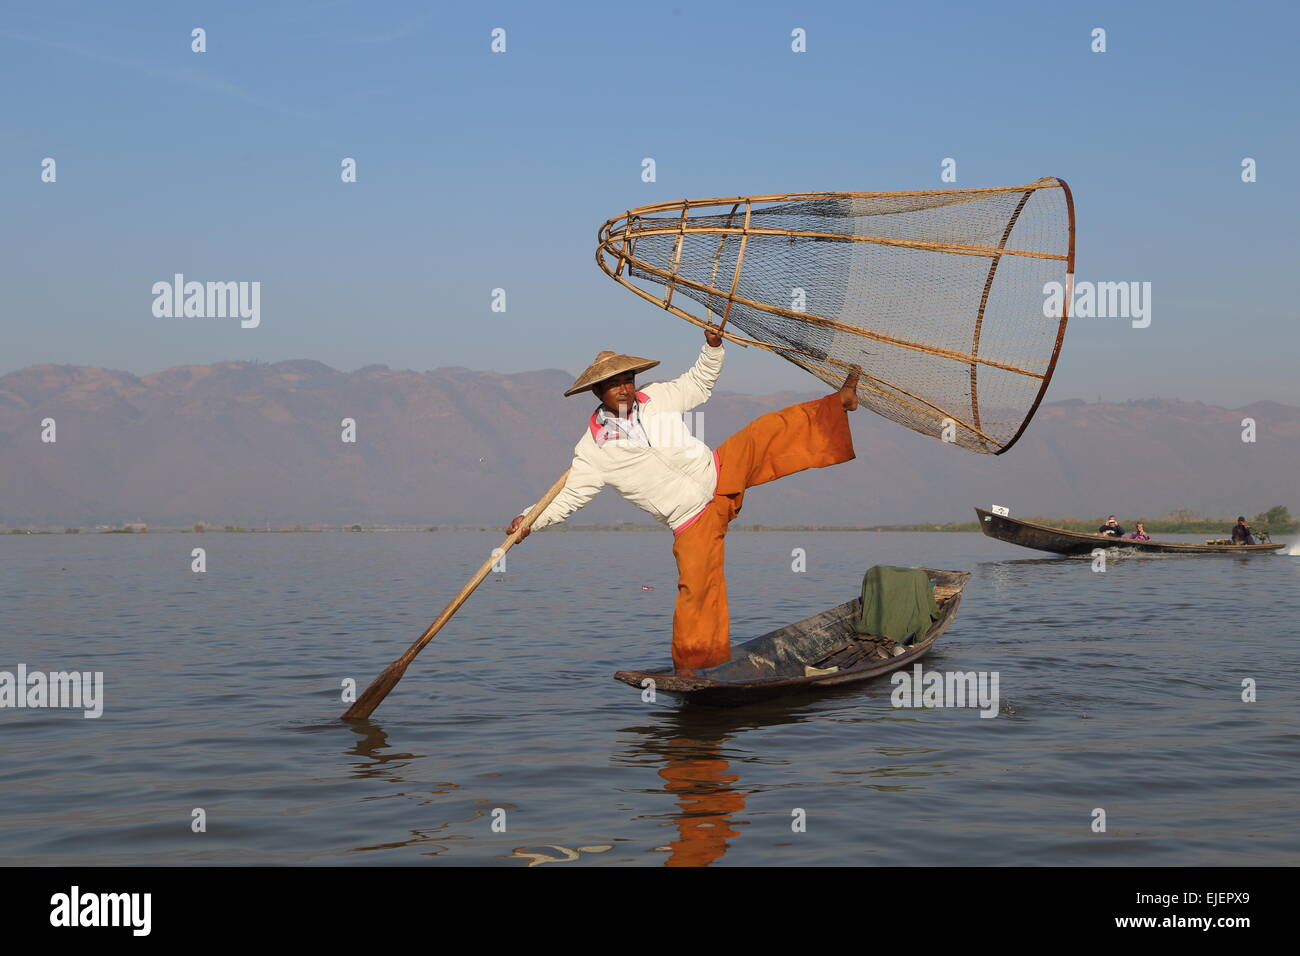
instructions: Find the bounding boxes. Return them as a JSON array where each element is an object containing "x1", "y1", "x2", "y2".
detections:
[{"x1": 3, "y1": 506, "x2": 1295, "y2": 535}]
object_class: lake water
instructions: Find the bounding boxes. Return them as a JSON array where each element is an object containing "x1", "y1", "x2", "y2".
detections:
[{"x1": 2, "y1": 530, "x2": 1297, "y2": 866}]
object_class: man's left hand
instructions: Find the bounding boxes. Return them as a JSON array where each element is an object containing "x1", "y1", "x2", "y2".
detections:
[{"x1": 704, "y1": 325, "x2": 723, "y2": 347}]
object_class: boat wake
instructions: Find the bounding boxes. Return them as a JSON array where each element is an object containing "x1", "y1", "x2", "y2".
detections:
[{"x1": 1286, "y1": 541, "x2": 1300, "y2": 556}]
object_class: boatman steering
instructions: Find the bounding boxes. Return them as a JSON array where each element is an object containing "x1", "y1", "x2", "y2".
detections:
[{"x1": 506, "y1": 325, "x2": 860, "y2": 676}]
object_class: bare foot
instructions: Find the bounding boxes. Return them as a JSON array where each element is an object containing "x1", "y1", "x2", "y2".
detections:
[
  {"x1": 673, "y1": 666, "x2": 700, "y2": 678},
  {"x1": 838, "y1": 366, "x2": 861, "y2": 411}
]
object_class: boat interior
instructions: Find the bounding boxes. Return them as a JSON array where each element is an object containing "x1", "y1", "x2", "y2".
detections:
[{"x1": 698, "y1": 574, "x2": 966, "y2": 683}]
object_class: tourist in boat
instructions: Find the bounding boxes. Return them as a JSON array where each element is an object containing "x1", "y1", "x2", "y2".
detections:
[
  {"x1": 1127, "y1": 522, "x2": 1151, "y2": 541},
  {"x1": 505, "y1": 325, "x2": 859, "y2": 676},
  {"x1": 1097, "y1": 515, "x2": 1125, "y2": 537},
  {"x1": 1231, "y1": 516, "x2": 1257, "y2": 545}
]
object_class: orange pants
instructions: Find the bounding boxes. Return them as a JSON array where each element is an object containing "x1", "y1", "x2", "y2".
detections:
[{"x1": 670, "y1": 394, "x2": 856, "y2": 671}]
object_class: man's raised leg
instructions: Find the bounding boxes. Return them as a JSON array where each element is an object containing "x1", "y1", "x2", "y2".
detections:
[{"x1": 714, "y1": 375, "x2": 857, "y2": 496}]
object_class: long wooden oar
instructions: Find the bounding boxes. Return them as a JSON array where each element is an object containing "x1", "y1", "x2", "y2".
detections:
[{"x1": 340, "y1": 469, "x2": 571, "y2": 720}]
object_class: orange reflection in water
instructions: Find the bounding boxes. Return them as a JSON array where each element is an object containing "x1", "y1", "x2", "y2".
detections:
[{"x1": 658, "y1": 737, "x2": 746, "y2": 866}]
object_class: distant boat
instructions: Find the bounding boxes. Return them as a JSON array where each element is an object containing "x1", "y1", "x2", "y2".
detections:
[
  {"x1": 975, "y1": 508, "x2": 1284, "y2": 556},
  {"x1": 614, "y1": 568, "x2": 969, "y2": 706}
]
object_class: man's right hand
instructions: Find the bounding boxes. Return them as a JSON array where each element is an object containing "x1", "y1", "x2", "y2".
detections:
[{"x1": 507, "y1": 515, "x2": 530, "y2": 541}]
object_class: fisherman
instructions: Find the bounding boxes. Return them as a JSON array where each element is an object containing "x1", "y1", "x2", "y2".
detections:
[
  {"x1": 1097, "y1": 515, "x2": 1125, "y2": 537},
  {"x1": 506, "y1": 325, "x2": 859, "y2": 676},
  {"x1": 1231, "y1": 516, "x2": 1256, "y2": 545}
]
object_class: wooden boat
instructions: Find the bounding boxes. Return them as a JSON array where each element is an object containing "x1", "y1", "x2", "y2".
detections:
[
  {"x1": 613, "y1": 568, "x2": 970, "y2": 707},
  {"x1": 975, "y1": 508, "x2": 1285, "y2": 556}
]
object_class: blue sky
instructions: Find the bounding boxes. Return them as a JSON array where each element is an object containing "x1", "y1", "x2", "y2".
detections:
[{"x1": 2, "y1": 0, "x2": 1296, "y2": 406}]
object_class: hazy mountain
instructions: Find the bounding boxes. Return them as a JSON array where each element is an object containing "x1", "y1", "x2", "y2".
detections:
[{"x1": 1, "y1": 361, "x2": 1295, "y2": 528}]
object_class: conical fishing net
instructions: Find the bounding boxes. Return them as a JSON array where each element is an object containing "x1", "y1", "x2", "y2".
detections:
[{"x1": 596, "y1": 178, "x2": 1075, "y2": 454}]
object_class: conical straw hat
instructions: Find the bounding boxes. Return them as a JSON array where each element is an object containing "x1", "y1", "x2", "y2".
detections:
[{"x1": 564, "y1": 351, "x2": 659, "y2": 397}]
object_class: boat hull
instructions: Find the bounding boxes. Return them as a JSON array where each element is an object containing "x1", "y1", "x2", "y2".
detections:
[
  {"x1": 975, "y1": 508, "x2": 1285, "y2": 556},
  {"x1": 614, "y1": 568, "x2": 969, "y2": 707}
]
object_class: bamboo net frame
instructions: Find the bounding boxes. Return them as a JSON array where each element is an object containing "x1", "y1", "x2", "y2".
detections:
[{"x1": 596, "y1": 178, "x2": 1075, "y2": 454}]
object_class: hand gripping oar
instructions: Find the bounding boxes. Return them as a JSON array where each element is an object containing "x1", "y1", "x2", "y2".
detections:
[{"x1": 340, "y1": 469, "x2": 571, "y2": 720}]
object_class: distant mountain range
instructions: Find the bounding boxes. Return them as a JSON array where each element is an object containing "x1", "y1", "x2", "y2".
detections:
[{"x1": 1, "y1": 361, "x2": 1296, "y2": 528}]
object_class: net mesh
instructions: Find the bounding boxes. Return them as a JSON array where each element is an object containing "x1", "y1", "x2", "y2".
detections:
[{"x1": 596, "y1": 179, "x2": 1074, "y2": 454}]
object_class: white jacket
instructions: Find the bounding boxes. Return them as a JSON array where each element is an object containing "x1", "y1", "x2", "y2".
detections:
[{"x1": 524, "y1": 343, "x2": 724, "y2": 534}]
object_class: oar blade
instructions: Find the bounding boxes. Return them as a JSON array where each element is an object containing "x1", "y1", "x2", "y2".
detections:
[
  {"x1": 337, "y1": 468, "x2": 573, "y2": 720},
  {"x1": 341, "y1": 659, "x2": 410, "y2": 721}
]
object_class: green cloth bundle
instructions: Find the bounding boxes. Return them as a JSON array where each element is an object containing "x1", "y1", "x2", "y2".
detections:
[{"x1": 854, "y1": 565, "x2": 940, "y2": 644}]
